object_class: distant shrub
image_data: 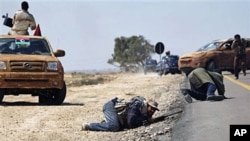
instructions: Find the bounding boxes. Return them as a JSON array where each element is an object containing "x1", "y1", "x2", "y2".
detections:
[{"x1": 65, "y1": 73, "x2": 115, "y2": 87}]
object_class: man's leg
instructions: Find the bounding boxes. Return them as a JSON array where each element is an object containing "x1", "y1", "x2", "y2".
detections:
[
  {"x1": 206, "y1": 83, "x2": 216, "y2": 96},
  {"x1": 182, "y1": 89, "x2": 207, "y2": 101},
  {"x1": 85, "y1": 100, "x2": 120, "y2": 131},
  {"x1": 206, "y1": 83, "x2": 224, "y2": 101},
  {"x1": 234, "y1": 56, "x2": 239, "y2": 79},
  {"x1": 241, "y1": 55, "x2": 247, "y2": 76}
]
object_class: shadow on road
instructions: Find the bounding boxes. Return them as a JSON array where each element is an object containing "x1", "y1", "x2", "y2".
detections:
[
  {"x1": 223, "y1": 96, "x2": 235, "y2": 100},
  {"x1": 0, "y1": 101, "x2": 84, "y2": 106}
]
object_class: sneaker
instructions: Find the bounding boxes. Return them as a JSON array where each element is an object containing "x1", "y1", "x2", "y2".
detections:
[
  {"x1": 180, "y1": 89, "x2": 192, "y2": 103},
  {"x1": 243, "y1": 72, "x2": 246, "y2": 76},
  {"x1": 82, "y1": 123, "x2": 91, "y2": 131},
  {"x1": 184, "y1": 94, "x2": 193, "y2": 103},
  {"x1": 234, "y1": 76, "x2": 238, "y2": 80},
  {"x1": 180, "y1": 89, "x2": 188, "y2": 95},
  {"x1": 207, "y1": 95, "x2": 224, "y2": 101}
]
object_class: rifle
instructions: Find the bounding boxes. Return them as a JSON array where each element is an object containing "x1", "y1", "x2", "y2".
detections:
[{"x1": 153, "y1": 109, "x2": 183, "y2": 122}]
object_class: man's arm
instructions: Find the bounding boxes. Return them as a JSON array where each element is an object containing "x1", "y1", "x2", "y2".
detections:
[{"x1": 29, "y1": 14, "x2": 36, "y2": 30}]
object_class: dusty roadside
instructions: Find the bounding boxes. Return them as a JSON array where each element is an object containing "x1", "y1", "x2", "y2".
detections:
[{"x1": 0, "y1": 72, "x2": 185, "y2": 141}]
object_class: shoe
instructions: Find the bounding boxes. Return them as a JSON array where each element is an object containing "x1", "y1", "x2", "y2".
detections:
[
  {"x1": 207, "y1": 95, "x2": 224, "y2": 101},
  {"x1": 82, "y1": 123, "x2": 91, "y2": 131},
  {"x1": 243, "y1": 72, "x2": 246, "y2": 76},
  {"x1": 180, "y1": 89, "x2": 188, "y2": 95},
  {"x1": 180, "y1": 89, "x2": 192, "y2": 103},
  {"x1": 184, "y1": 94, "x2": 193, "y2": 103},
  {"x1": 234, "y1": 76, "x2": 238, "y2": 80}
]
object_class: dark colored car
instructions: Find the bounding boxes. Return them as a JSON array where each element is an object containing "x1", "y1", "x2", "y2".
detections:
[
  {"x1": 144, "y1": 59, "x2": 157, "y2": 74},
  {"x1": 156, "y1": 55, "x2": 181, "y2": 75},
  {"x1": 155, "y1": 60, "x2": 169, "y2": 75},
  {"x1": 166, "y1": 55, "x2": 181, "y2": 74}
]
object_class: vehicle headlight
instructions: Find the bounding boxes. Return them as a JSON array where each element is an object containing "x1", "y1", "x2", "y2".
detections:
[
  {"x1": 47, "y1": 62, "x2": 58, "y2": 71},
  {"x1": 0, "y1": 61, "x2": 6, "y2": 69}
]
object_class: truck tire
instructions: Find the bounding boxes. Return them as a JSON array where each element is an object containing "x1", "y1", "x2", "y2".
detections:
[
  {"x1": 0, "y1": 89, "x2": 4, "y2": 103},
  {"x1": 207, "y1": 61, "x2": 221, "y2": 73},
  {"x1": 49, "y1": 81, "x2": 67, "y2": 105},
  {"x1": 38, "y1": 81, "x2": 67, "y2": 105}
]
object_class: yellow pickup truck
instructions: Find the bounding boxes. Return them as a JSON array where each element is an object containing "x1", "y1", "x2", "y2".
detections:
[{"x1": 0, "y1": 35, "x2": 66, "y2": 105}]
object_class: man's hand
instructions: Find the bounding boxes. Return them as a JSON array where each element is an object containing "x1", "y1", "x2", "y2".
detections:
[{"x1": 142, "y1": 120, "x2": 150, "y2": 126}]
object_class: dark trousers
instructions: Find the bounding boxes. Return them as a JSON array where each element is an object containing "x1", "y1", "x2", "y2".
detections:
[
  {"x1": 234, "y1": 55, "x2": 246, "y2": 78},
  {"x1": 187, "y1": 83, "x2": 216, "y2": 101}
]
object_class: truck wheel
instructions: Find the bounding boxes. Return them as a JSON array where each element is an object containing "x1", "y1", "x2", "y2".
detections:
[
  {"x1": 39, "y1": 95, "x2": 48, "y2": 105},
  {"x1": 49, "y1": 81, "x2": 67, "y2": 105},
  {"x1": 207, "y1": 61, "x2": 221, "y2": 73},
  {"x1": 39, "y1": 81, "x2": 67, "y2": 105},
  {"x1": 0, "y1": 89, "x2": 4, "y2": 103},
  {"x1": 207, "y1": 61, "x2": 215, "y2": 71}
]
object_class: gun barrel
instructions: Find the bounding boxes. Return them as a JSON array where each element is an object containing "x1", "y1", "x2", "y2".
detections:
[{"x1": 155, "y1": 109, "x2": 183, "y2": 122}]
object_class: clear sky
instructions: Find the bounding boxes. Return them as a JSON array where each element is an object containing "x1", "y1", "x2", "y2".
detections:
[{"x1": 1, "y1": 0, "x2": 250, "y2": 71}]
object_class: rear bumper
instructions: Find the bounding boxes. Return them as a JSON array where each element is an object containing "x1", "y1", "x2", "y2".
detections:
[{"x1": 0, "y1": 72, "x2": 64, "y2": 89}]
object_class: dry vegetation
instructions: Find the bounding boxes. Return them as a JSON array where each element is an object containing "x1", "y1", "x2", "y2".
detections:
[{"x1": 65, "y1": 72, "x2": 118, "y2": 86}]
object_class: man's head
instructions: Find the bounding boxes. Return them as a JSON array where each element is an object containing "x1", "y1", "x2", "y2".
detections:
[
  {"x1": 234, "y1": 34, "x2": 241, "y2": 41},
  {"x1": 166, "y1": 51, "x2": 170, "y2": 56},
  {"x1": 147, "y1": 99, "x2": 159, "y2": 116},
  {"x1": 21, "y1": 1, "x2": 29, "y2": 11}
]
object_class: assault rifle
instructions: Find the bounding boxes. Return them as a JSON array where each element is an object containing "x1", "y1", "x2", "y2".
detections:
[{"x1": 154, "y1": 109, "x2": 183, "y2": 123}]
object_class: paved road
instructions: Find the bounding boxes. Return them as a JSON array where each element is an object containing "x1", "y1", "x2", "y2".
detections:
[{"x1": 172, "y1": 71, "x2": 250, "y2": 141}]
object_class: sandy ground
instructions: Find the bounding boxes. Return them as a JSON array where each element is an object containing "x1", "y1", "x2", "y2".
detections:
[{"x1": 0, "y1": 72, "x2": 185, "y2": 141}]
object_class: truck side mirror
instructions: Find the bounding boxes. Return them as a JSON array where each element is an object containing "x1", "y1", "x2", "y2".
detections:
[{"x1": 54, "y1": 49, "x2": 65, "y2": 57}]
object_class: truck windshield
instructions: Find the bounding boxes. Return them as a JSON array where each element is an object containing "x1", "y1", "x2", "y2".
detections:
[
  {"x1": 0, "y1": 38, "x2": 51, "y2": 55},
  {"x1": 197, "y1": 42, "x2": 222, "y2": 51}
]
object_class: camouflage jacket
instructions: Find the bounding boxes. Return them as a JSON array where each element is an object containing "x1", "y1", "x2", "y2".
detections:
[
  {"x1": 188, "y1": 68, "x2": 225, "y2": 95},
  {"x1": 188, "y1": 68, "x2": 214, "y2": 89}
]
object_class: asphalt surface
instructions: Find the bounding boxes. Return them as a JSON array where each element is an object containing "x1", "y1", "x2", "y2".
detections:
[{"x1": 172, "y1": 71, "x2": 250, "y2": 141}]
